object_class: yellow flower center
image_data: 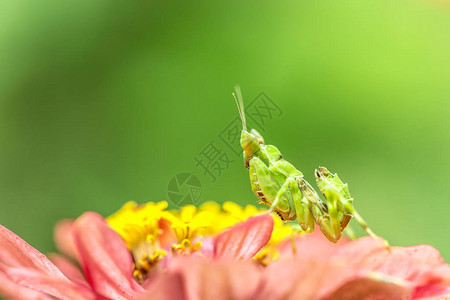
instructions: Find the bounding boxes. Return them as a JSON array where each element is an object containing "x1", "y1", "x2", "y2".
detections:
[
  {"x1": 107, "y1": 200, "x2": 302, "y2": 280},
  {"x1": 107, "y1": 201, "x2": 170, "y2": 281}
]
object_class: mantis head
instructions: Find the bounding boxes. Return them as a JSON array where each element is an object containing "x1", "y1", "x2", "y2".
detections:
[
  {"x1": 241, "y1": 129, "x2": 264, "y2": 156},
  {"x1": 315, "y1": 166, "x2": 351, "y2": 201}
]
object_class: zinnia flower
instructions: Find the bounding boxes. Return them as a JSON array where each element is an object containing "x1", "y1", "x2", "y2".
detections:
[{"x1": 0, "y1": 201, "x2": 449, "y2": 300}]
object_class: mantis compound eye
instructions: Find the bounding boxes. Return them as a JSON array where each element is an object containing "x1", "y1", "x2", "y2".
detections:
[
  {"x1": 250, "y1": 129, "x2": 265, "y2": 144},
  {"x1": 315, "y1": 166, "x2": 332, "y2": 179}
]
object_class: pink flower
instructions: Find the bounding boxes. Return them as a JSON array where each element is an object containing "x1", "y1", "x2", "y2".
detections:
[
  {"x1": 1, "y1": 202, "x2": 449, "y2": 300},
  {"x1": 257, "y1": 232, "x2": 450, "y2": 299},
  {"x1": 0, "y1": 210, "x2": 273, "y2": 299},
  {"x1": 139, "y1": 229, "x2": 450, "y2": 300},
  {"x1": 0, "y1": 223, "x2": 98, "y2": 299}
]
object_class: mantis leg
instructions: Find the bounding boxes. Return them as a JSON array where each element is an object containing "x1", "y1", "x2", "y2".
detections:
[
  {"x1": 335, "y1": 194, "x2": 378, "y2": 239},
  {"x1": 318, "y1": 202, "x2": 342, "y2": 243},
  {"x1": 343, "y1": 203, "x2": 377, "y2": 238},
  {"x1": 249, "y1": 157, "x2": 291, "y2": 215},
  {"x1": 289, "y1": 178, "x2": 315, "y2": 232},
  {"x1": 270, "y1": 179, "x2": 290, "y2": 212},
  {"x1": 343, "y1": 223, "x2": 357, "y2": 240},
  {"x1": 344, "y1": 202, "x2": 388, "y2": 246}
]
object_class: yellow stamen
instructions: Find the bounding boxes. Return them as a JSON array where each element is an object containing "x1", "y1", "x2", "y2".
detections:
[
  {"x1": 107, "y1": 201, "x2": 171, "y2": 281},
  {"x1": 107, "y1": 200, "x2": 303, "y2": 280}
]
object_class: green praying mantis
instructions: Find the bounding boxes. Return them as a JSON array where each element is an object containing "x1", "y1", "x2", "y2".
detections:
[{"x1": 233, "y1": 87, "x2": 377, "y2": 243}]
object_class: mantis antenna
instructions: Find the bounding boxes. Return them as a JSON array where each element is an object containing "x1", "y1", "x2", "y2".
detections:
[{"x1": 232, "y1": 85, "x2": 247, "y2": 131}]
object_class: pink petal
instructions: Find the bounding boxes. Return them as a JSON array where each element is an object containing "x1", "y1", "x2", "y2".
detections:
[
  {"x1": 371, "y1": 246, "x2": 413, "y2": 279},
  {"x1": 412, "y1": 284, "x2": 450, "y2": 299},
  {"x1": 325, "y1": 237, "x2": 450, "y2": 295},
  {"x1": 403, "y1": 245, "x2": 450, "y2": 285},
  {"x1": 257, "y1": 258, "x2": 361, "y2": 300},
  {"x1": 406, "y1": 245, "x2": 445, "y2": 265},
  {"x1": 256, "y1": 258, "x2": 324, "y2": 300},
  {"x1": 214, "y1": 213, "x2": 273, "y2": 260},
  {"x1": 197, "y1": 237, "x2": 214, "y2": 258},
  {"x1": 0, "y1": 224, "x2": 98, "y2": 299},
  {"x1": 1, "y1": 266, "x2": 98, "y2": 300},
  {"x1": 54, "y1": 219, "x2": 78, "y2": 260},
  {"x1": 331, "y1": 236, "x2": 389, "y2": 269},
  {"x1": 139, "y1": 272, "x2": 185, "y2": 300},
  {"x1": 320, "y1": 272, "x2": 412, "y2": 300},
  {"x1": 261, "y1": 230, "x2": 450, "y2": 299},
  {"x1": 277, "y1": 226, "x2": 348, "y2": 259},
  {"x1": 334, "y1": 240, "x2": 450, "y2": 287},
  {"x1": 0, "y1": 269, "x2": 52, "y2": 300},
  {"x1": 142, "y1": 257, "x2": 264, "y2": 300},
  {"x1": 0, "y1": 224, "x2": 67, "y2": 278},
  {"x1": 256, "y1": 257, "x2": 412, "y2": 300},
  {"x1": 72, "y1": 211, "x2": 145, "y2": 299},
  {"x1": 49, "y1": 254, "x2": 90, "y2": 288}
]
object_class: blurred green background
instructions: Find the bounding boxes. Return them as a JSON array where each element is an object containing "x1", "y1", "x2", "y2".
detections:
[{"x1": 0, "y1": 0, "x2": 449, "y2": 260}]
